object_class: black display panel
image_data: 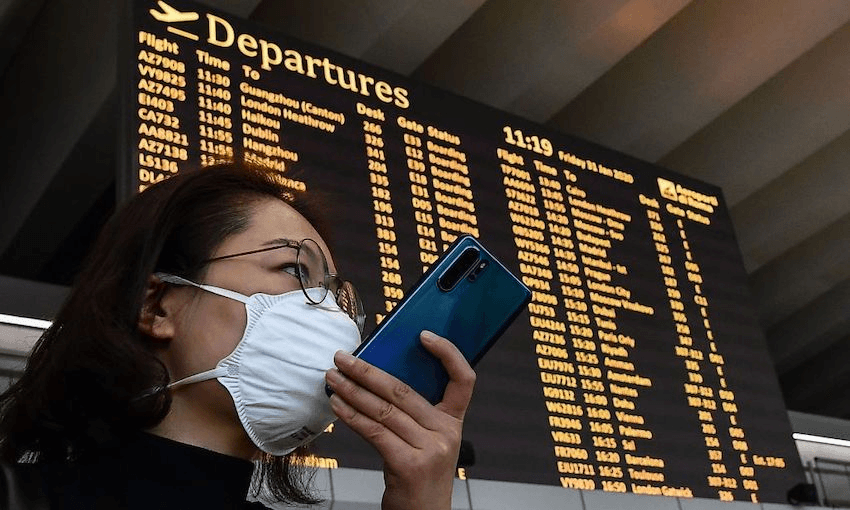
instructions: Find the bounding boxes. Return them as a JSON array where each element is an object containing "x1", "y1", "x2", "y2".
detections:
[{"x1": 123, "y1": 0, "x2": 804, "y2": 502}]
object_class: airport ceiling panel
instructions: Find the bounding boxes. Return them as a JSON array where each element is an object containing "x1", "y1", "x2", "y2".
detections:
[
  {"x1": 659, "y1": 19, "x2": 850, "y2": 206},
  {"x1": 250, "y1": 0, "x2": 487, "y2": 75},
  {"x1": 731, "y1": 128, "x2": 850, "y2": 271},
  {"x1": 548, "y1": 0, "x2": 850, "y2": 163},
  {"x1": 414, "y1": 0, "x2": 691, "y2": 122}
]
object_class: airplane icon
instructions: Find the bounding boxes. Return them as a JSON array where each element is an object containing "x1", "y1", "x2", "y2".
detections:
[
  {"x1": 149, "y1": 1, "x2": 200, "y2": 40},
  {"x1": 150, "y1": 1, "x2": 199, "y2": 22}
]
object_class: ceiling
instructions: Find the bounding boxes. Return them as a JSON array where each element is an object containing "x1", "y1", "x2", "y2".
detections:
[{"x1": 0, "y1": 0, "x2": 848, "y2": 418}]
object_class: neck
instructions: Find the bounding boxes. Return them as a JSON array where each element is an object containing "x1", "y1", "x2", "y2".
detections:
[{"x1": 147, "y1": 383, "x2": 259, "y2": 461}]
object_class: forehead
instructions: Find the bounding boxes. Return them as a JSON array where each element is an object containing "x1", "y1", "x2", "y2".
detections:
[{"x1": 212, "y1": 198, "x2": 328, "y2": 258}]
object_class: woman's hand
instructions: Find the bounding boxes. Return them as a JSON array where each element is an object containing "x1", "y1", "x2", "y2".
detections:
[{"x1": 324, "y1": 330, "x2": 476, "y2": 510}]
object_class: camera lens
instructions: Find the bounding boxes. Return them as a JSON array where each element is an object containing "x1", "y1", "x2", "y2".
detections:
[{"x1": 438, "y1": 247, "x2": 480, "y2": 291}]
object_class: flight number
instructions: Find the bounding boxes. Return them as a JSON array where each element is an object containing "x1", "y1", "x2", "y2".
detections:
[
  {"x1": 554, "y1": 446, "x2": 588, "y2": 460},
  {"x1": 138, "y1": 154, "x2": 178, "y2": 173},
  {"x1": 560, "y1": 477, "x2": 595, "y2": 490}
]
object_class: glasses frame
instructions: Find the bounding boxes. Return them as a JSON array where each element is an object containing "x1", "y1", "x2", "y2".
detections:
[{"x1": 204, "y1": 238, "x2": 365, "y2": 331}]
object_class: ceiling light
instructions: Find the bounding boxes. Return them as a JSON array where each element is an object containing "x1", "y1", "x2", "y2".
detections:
[
  {"x1": 793, "y1": 433, "x2": 850, "y2": 448},
  {"x1": 0, "y1": 314, "x2": 52, "y2": 330}
]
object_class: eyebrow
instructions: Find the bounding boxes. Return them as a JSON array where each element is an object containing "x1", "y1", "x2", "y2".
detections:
[{"x1": 261, "y1": 238, "x2": 296, "y2": 247}]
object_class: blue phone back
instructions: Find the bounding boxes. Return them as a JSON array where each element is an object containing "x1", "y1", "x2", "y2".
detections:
[{"x1": 354, "y1": 235, "x2": 531, "y2": 404}]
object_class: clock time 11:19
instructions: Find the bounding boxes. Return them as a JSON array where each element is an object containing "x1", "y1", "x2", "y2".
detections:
[{"x1": 503, "y1": 126, "x2": 554, "y2": 157}]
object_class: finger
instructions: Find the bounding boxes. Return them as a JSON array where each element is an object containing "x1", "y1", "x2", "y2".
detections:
[
  {"x1": 420, "y1": 331, "x2": 476, "y2": 420},
  {"x1": 325, "y1": 367, "x2": 428, "y2": 447},
  {"x1": 328, "y1": 392, "x2": 419, "y2": 460},
  {"x1": 332, "y1": 350, "x2": 440, "y2": 427}
]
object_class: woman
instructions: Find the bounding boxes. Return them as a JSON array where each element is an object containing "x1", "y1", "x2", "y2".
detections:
[{"x1": 0, "y1": 163, "x2": 476, "y2": 509}]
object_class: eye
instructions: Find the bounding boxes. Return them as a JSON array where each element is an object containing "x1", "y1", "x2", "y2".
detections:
[{"x1": 279, "y1": 263, "x2": 301, "y2": 280}]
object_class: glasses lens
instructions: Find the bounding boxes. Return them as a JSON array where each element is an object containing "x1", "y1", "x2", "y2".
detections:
[
  {"x1": 298, "y1": 239, "x2": 366, "y2": 334},
  {"x1": 297, "y1": 239, "x2": 329, "y2": 304},
  {"x1": 335, "y1": 280, "x2": 366, "y2": 334}
]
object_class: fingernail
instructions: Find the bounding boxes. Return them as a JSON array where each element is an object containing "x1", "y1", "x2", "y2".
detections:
[
  {"x1": 334, "y1": 350, "x2": 356, "y2": 366},
  {"x1": 420, "y1": 330, "x2": 438, "y2": 343},
  {"x1": 328, "y1": 393, "x2": 342, "y2": 409},
  {"x1": 326, "y1": 368, "x2": 343, "y2": 385}
]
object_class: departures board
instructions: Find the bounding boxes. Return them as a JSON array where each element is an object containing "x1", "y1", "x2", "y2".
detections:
[{"x1": 122, "y1": 0, "x2": 805, "y2": 502}]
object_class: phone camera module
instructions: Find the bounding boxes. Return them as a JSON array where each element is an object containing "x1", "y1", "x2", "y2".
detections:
[{"x1": 438, "y1": 247, "x2": 480, "y2": 291}]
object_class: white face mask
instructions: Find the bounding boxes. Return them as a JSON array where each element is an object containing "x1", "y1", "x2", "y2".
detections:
[{"x1": 156, "y1": 274, "x2": 362, "y2": 455}]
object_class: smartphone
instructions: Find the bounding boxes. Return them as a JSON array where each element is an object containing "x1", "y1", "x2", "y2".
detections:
[{"x1": 352, "y1": 235, "x2": 531, "y2": 404}]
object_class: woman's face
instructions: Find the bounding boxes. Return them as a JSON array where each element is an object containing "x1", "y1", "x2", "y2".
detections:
[{"x1": 157, "y1": 197, "x2": 336, "y2": 451}]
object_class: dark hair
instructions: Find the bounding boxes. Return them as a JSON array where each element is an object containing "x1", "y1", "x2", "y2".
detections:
[{"x1": 0, "y1": 163, "x2": 327, "y2": 504}]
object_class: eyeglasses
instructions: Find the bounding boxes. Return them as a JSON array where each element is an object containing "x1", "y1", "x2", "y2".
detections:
[{"x1": 205, "y1": 238, "x2": 365, "y2": 333}]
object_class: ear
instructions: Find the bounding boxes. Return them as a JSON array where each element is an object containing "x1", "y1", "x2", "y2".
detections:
[{"x1": 138, "y1": 274, "x2": 176, "y2": 342}]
